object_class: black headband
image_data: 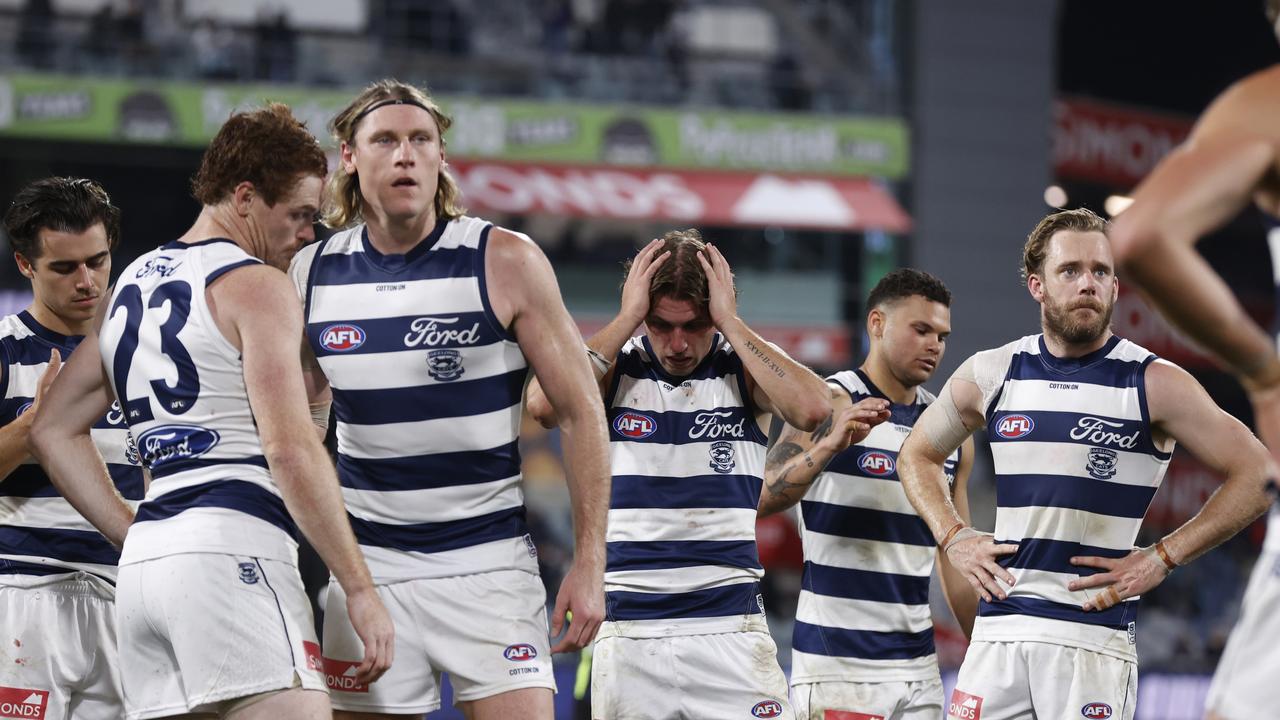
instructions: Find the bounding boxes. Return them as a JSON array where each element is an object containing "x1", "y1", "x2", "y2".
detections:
[{"x1": 351, "y1": 98, "x2": 432, "y2": 127}]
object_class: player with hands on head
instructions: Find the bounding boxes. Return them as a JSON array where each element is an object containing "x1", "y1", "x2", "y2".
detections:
[{"x1": 530, "y1": 229, "x2": 830, "y2": 720}]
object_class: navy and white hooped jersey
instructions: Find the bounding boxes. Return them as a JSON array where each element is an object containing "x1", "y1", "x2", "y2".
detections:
[
  {"x1": 1266, "y1": 216, "x2": 1280, "y2": 555},
  {"x1": 0, "y1": 312, "x2": 144, "y2": 581},
  {"x1": 102, "y1": 239, "x2": 298, "y2": 566},
  {"x1": 602, "y1": 334, "x2": 768, "y2": 636},
  {"x1": 976, "y1": 334, "x2": 1172, "y2": 661},
  {"x1": 290, "y1": 217, "x2": 534, "y2": 582},
  {"x1": 791, "y1": 369, "x2": 960, "y2": 684}
]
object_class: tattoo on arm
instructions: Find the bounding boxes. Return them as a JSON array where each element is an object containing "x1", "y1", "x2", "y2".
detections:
[
  {"x1": 766, "y1": 439, "x2": 804, "y2": 470},
  {"x1": 764, "y1": 440, "x2": 817, "y2": 498},
  {"x1": 743, "y1": 338, "x2": 786, "y2": 379},
  {"x1": 809, "y1": 412, "x2": 834, "y2": 443}
]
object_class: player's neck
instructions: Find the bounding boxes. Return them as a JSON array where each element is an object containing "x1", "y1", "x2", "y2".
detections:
[
  {"x1": 364, "y1": 207, "x2": 438, "y2": 255},
  {"x1": 860, "y1": 355, "x2": 917, "y2": 405},
  {"x1": 26, "y1": 300, "x2": 88, "y2": 338},
  {"x1": 181, "y1": 205, "x2": 250, "y2": 254},
  {"x1": 1041, "y1": 328, "x2": 1113, "y2": 359}
]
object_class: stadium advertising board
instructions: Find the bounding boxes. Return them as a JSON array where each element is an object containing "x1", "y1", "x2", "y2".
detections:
[{"x1": 0, "y1": 73, "x2": 909, "y2": 179}]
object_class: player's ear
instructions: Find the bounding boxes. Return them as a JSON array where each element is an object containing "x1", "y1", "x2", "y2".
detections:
[
  {"x1": 232, "y1": 181, "x2": 257, "y2": 217},
  {"x1": 340, "y1": 141, "x2": 357, "y2": 175},
  {"x1": 867, "y1": 307, "x2": 886, "y2": 339},
  {"x1": 1027, "y1": 273, "x2": 1044, "y2": 303},
  {"x1": 14, "y1": 253, "x2": 34, "y2": 280}
]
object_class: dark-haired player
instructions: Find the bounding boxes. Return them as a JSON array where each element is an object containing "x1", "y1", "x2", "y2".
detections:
[
  {"x1": 0, "y1": 176, "x2": 142, "y2": 719},
  {"x1": 760, "y1": 268, "x2": 976, "y2": 720}
]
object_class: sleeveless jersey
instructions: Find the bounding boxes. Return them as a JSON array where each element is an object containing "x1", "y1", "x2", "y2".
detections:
[
  {"x1": 602, "y1": 334, "x2": 768, "y2": 636},
  {"x1": 791, "y1": 369, "x2": 960, "y2": 684},
  {"x1": 0, "y1": 312, "x2": 144, "y2": 581},
  {"x1": 1265, "y1": 214, "x2": 1280, "y2": 553},
  {"x1": 976, "y1": 334, "x2": 1171, "y2": 661},
  {"x1": 102, "y1": 239, "x2": 297, "y2": 565},
  {"x1": 290, "y1": 217, "x2": 533, "y2": 582}
]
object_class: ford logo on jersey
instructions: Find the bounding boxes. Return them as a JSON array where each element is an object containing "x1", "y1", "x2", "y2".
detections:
[
  {"x1": 613, "y1": 411, "x2": 656, "y2": 439},
  {"x1": 137, "y1": 424, "x2": 220, "y2": 469},
  {"x1": 858, "y1": 450, "x2": 896, "y2": 476},
  {"x1": 503, "y1": 643, "x2": 538, "y2": 661},
  {"x1": 320, "y1": 324, "x2": 366, "y2": 352},
  {"x1": 995, "y1": 414, "x2": 1035, "y2": 439},
  {"x1": 751, "y1": 700, "x2": 783, "y2": 718},
  {"x1": 1081, "y1": 703, "x2": 1112, "y2": 719}
]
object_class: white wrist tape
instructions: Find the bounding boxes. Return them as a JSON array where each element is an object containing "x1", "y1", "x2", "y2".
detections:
[
  {"x1": 586, "y1": 347, "x2": 612, "y2": 379},
  {"x1": 310, "y1": 401, "x2": 331, "y2": 430}
]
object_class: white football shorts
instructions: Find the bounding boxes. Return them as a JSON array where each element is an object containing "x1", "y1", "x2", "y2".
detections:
[
  {"x1": 1203, "y1": 548, "x2": 1280, "y2": 720},
  {"x1": 792, "y1": 677, "x2": 944, "y2": 720},
  {"x1": 591, "y1": 616, "x2": 793, "y2": 720},
  {"x1": 0, "y1": 572, "x2": 122, "y2": 720},
  {"x1": 946, "y1": 640, "x2": 1135, "y2": 720},
  {"x1": 322, "y1": 568, "x2": 555, "y2": 714},
  {"x1": 116, "y1": 554, "x2": 326, "y2": 720}
]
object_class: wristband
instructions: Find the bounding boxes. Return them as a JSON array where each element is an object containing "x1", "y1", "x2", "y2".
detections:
[
  {"x1": 938, "y1": 522, "x2": 965, "y2": 549},
  {"x1": 1155, "y1": 540, "x2": 1177, "y2": 571}
]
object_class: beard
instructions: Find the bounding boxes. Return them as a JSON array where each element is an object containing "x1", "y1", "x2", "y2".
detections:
[{"x1": 1042, "y1": 294, "x2": 1113, "y2": 345}]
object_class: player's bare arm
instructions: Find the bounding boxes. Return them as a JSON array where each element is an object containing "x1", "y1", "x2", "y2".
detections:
[
  {"x1": 487, "y1": 227, "x2": 610, "y2": 653},
  {"x1": 936, "y1": 435, "x2": 978, "y2": 638},
  {"x1": 526, "y1": 237, "x2": 669, "y2": 429},
  {"x1": 757, "y1": 385, "x2": 891, "y2": 516},
  {"x1": 697, "y1": 243, "x2": 829, "y2": 431},
  {"x1": 899, "y1": 356, "x2": 1018, "y2": 603},
  {"x1": 1068, "y1": 359, "x2": 1275, "y2": 611},
  {"x1": 1111, "y1": 67, "x2": 1280, "y2": 391},
  {"x1": 300, "y1": 335, "x2": 332, "y2": 443},
  {"x1": 29, "y1": 302, "x2": 133, "y2": 546},
  {"x1": 0, "y1": 350, "x2": 60, "y2": 482},
  {"x1": 217, "y1": 264, "x2": 393, "y2": 684}
]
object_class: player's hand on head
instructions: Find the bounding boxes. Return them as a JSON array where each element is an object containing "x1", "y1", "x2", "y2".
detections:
[
  {"x1": 1068, "y1": 545, "x2": 1170, "y2": 612},
  {"x1": 696, "y1": 243, "x2": 738, "y2": 330},
  {"x1": 944, "y1": 528, "x2": 1018, "y2": 603},
  {"x1": 550, "y1": 559, "x2": 605, "y2": 653},
  {"x1": 346, "y1": 586, "x2": 395, "y2": 684},
  {"x1": 817, "y1": 398, "x2": 891, "y2": 454},
  {"x1": 621, "y1": 239, "x2": 671, "y2": 327}
]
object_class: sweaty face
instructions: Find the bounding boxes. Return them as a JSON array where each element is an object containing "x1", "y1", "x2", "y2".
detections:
[
  {"x1": 644, "y1": 296, "x2": 716, "y2": 377},
  {"x1": 251, "y1": 174, "x2": 323, "y2": 271},
  {"x1": 1032, "y1": 230, "x2": 1117, "y2": 345},
  {"x1": 19, "y1": 223, "x2": 111, "y2": 331},
  {"x1": 874, "y1": 295, "x2": 950, "y2": 388},
  {"x1": 342, "y1": 104, "x2": 444, "y2": 225}
]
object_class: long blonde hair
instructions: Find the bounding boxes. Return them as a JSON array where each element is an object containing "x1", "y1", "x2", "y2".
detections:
[{"x1": 322, "y1": 79, "x2": 466, "y2": 229}]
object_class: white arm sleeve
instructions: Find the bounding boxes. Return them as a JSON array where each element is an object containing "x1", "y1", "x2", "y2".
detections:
[{"x1": 919, "y1": 342, "x2": 1019, "y2": 455}]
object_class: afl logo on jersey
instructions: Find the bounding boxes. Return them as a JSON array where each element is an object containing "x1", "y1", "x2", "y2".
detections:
[
  {"x1": 14, "y1": 401, "x2": 32, "y2": 417},
  {"x1": 995, "y1": 414, "x2": 1035, "y2": 439},
  {"x1": 751, "y1": 700, "x2": 784, "y2": 718},
  {"x1": 858, "y1": 450, "x2": 896, "y2": 476},
  {"x1": 137, "y1": 424, "x2": 220, "y2": 469},
  {"x1": 503, "y1": 644, "x2": 538, "y2": 661},
  {"x1": 320, "y1": 324, "x2": 366, "y2": 352},
  {"x1": 1081, "y1": 703, "x2": 1112, "y2": 719},
  {"x1": 613, "y1": 411, "x2": 656, "y2": 439}
]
